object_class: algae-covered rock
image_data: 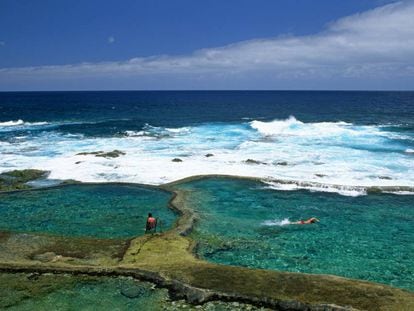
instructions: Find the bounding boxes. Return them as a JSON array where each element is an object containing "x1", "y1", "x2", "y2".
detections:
[
  {"x1": 76, "y1": 150, "x2": 126, "y2": 158},
  {"x1": 0, "y1": 169, "x2": 48, "y2": 191},
  {"x1": 367, "y1": 187, "x2": 382, "y2": 194},
  {"x1": 96, "y1": 150, "x2": 126, "y2": 158},
  {"x1": 32, "y1": 252, "x2": 57, "y2": 263}
]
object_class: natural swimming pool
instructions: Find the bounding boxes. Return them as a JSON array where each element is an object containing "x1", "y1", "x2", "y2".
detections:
[
  {"x1": 0, "y1": 184, "x2": 176, "y2": 239},
  {"x1": 0, "y1": 273, "x2": 269, "y2": 311},
  {"x1": 180, "y1": 177, "x2": 414, "y2": 291}
]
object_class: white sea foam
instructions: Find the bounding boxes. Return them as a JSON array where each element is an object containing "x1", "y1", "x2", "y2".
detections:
[
  {"x1": 1, "y1": 117, "x2": 414, "y2": 196},
  {"x1": 262, "y1": 218, "x2": 292, "y2": 226},
  {"x1": 263, "y1": 181, "x2": 367, "y2": 197},
  {"x1": 0, "y1": 119, "x2": 49, "y2": 127},
  {"x1": 250, "y1": 116, "x2": 353, "y2": 138},
  {"x1": 0, "y1": 120, "x2": 25, "y2": 126}
]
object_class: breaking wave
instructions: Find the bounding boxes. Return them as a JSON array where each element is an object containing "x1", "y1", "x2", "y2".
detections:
[
  {"x1": 263, "y1": 179, "x2": 414, "y2": 196},
  {"x1": 1, "y1": 116, "x2": 413, "y2": 196},
  {"x1": 0, "y1": 119, "x2": 49, "y2": 127}
]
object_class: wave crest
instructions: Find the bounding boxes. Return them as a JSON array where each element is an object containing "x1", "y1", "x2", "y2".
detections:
[
  {"x1": 0, "y1": 119, "x2": 49, "y2": 127},
  {"x1": 124, "y1": 124, "x2": 191, "y2": 138},
  {"x1": 250, "y1": 116, "x2": 355, "y2": 138},
  {"x1": 263, "y1": 179, "x2": 414, "y2": 196}
]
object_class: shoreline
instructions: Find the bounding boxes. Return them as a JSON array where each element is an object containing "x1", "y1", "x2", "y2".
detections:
[
  {"x1": 0, "y1": 170, "x2": 413, "y2": 310},
  {"x1": 2, "y1": 171, "x2": 414, "y2": 197}
]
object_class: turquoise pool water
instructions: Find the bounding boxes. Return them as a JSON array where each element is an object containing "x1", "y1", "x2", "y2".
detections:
[
  {"x1": 0, "y1": 273, "x2": 268, "y2": 311},
  {"x1": 182, "y1": 178, "x2": 414, "y2": 291},
  {"x1": 0, "y1": 184, "x2": 176, "y2": 239},
  {"x1": 1, "y1": 274, "x2": 169, "y2": 311}
]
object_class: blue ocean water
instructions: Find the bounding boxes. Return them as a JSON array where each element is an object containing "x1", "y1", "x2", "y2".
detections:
[
  {"x1": 0, "y1": 91, "x2": 413, "y2": 291},
  {"x1": 1, "y1": 91, "x2": 413, "y2": 191},
  {"x1": 1, "y1": 91, "x2": 414, "y2": 133},
  {"x1": 0, "y1": 184, "x2": 175, "y2": 238}
]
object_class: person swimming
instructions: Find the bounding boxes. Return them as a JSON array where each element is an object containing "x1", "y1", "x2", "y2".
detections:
[{"x1": 292, "y1": 217, "x2": 319, "y2": 225}]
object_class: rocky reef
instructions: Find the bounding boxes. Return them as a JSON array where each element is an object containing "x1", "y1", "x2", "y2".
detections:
[
  {"x1": 0, "y1": 169, "x2": 48, "y2": 191},
  {"x1": 0, "y1": 175, "x2": 413, "y2": 310},
  {"x1": 76, "y1": 150, "x2": 126, "y2": 158}
]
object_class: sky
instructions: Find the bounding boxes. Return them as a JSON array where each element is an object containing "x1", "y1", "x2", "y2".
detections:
[{"x1": 0, "y1": 0, "x2": 413, "y2": 91}]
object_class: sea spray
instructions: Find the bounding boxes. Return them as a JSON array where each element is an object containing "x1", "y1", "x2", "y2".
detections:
[{"x1": 262, "y1": 218, "x2": 292, "y2": 226}]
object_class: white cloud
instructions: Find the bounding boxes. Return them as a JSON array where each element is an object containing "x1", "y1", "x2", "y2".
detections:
[
  {"x1": 1, "y1": 1, "x2": 414, "y2": 89},
  {"x1": 107, "y1": 36, "x2": 115, "y2": 44}
]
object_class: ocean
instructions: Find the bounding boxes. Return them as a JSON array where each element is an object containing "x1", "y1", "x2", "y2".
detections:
[
  {"x1": 1, "y1": 91, "x2": 414, "y2": 291},
  {"x1": 1, "y1": 91, "x2": 413, "y2": 195}
]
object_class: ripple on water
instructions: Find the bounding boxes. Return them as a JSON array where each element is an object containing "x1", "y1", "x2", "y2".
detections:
[
  {"x1": 0, "y1": 184, "x2": 176, "y2": 239},
  {"x1": 182, "y1": 177, "x2": 414, "y2": 291}
]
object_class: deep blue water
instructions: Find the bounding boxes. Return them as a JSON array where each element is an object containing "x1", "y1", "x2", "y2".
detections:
[
  {"x1": 0, "y1": 90, "x2": 413, "y2": 191},
  {"x1": 1, "y1": 91, "x2": 414, "y2": 137}
]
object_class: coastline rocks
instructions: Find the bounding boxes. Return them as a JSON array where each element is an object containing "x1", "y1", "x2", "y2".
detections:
[
  {"x1": 32, "y1": 252, "x2": 57, "y2": 263},
  {"x1": 0, "y1": 169, "x2": 48, "y2": 192},
  {"x1": 378, "y1": 176, "x2": 392, "y2": 180},
  {"x1": 205, "y1": 153, "x2": 214, "y2": 157},
  {"x1": 170, "y1": 280, "x2": 214, "y2": 304},
  {"x1": 275, "y1": 161, "x2": 288, "y2": 166},
  {"x1": 76, "y1": 150, "x2": 126, "y2": 158},
  {"x1": 244, "y1": 159, "x2": 266, "y2": 165},
  {"x1": 172, "y1": 158, "x2": 183, "y2": 162}
]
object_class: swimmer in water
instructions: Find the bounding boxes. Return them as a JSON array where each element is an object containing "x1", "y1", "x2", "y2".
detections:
[{"x1": 292, "y1": 217, "x2": 319, "y2": 225}]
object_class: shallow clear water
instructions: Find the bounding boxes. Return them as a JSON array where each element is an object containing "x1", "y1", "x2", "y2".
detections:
[
  {"x1": 0, "y1": 273, "x2": 268, "y2": 311},
  {"x1": 1, "y1": 274, "x2": 169, "y2": 311},
  {"x1": 0, "y1": 184, "x2": 175, "y2": 238},
  {"x1": 182, "y1": 178, "x2": 414, "y2": 291}
]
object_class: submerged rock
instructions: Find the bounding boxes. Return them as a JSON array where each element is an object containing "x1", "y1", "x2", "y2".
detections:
[
  {"x1": 76, "y1": 151, "x2": 103, "y2": 156},
  {"x1": 76, "y1": 150, "x2": 126, "y2": 158},
  {"x1": 96, "y1": 150, "x2": 126, "y2": 158},
  {"x1": 120, "y1": 284, "x2": 148, "y2": 299},
  {"x1": 379, "y1": 176, "x2": 392, "y2": 180},
  {"x1": 244, "y1": 159, "x2": 266, "y2": 165},
  {"x1": 275, "y1": 161, "x2": 288, "y2": 166}
]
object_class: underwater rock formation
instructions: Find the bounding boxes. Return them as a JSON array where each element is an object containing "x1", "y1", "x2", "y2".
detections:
[{"x1": 76, "y1": 150, "x2": 126, "y2": 158}]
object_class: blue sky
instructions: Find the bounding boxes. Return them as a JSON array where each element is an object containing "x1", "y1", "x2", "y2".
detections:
[{"x1": 0, "y1": 0, "x2": 413, "y2": 90}]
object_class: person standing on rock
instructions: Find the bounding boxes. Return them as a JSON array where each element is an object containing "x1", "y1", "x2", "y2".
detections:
[{"x1": 145, "y1": 213, "x2": 157, "y2": 233}]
